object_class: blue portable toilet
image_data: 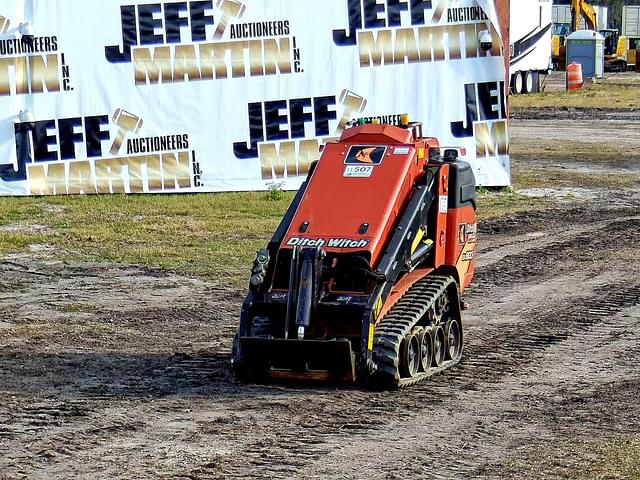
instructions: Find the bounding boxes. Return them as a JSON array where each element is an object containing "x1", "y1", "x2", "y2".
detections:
[{"x1": 566, "y1": 30, "x2": 605, "y2": 79}]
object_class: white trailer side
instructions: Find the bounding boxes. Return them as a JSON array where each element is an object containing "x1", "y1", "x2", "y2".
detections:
[{"x1": 511, "y1": 0, "x2": 553, "y2": 94}]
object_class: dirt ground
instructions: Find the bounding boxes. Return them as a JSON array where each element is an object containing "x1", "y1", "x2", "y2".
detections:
[{"x1": 1, "y1": 108, "x2": 640, "y2": 479}]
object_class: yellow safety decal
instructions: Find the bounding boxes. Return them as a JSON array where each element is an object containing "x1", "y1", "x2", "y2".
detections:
[
  {"x1": 411, "y1": 227, "x2": 426, "y2": 254},
  {"x1": 418, "y1": 148, "x2": 425, "y2": 160},
  {"x1": 368, "y1": 322, "x2": 375, "y2": 351},
  {"x1": 374, "y1": 296, "x2": 383, "y2": 319}
]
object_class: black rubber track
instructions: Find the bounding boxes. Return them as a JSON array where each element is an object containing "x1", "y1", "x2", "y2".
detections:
[{"x1": 372, "y1": 274, "x2": 463, "y2": 388}]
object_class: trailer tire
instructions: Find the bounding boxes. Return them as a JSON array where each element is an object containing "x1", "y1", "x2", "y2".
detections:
[
  {"x1": 513, "y1": 72, "x2": 524, "y2": 95},
  {"x1": 524, "y1": 71, "x2": 535, "y2": 94}
]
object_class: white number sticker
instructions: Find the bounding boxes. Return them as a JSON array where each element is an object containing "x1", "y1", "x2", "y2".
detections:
[
  {"x1": 344, "y1": 165, "x2": 374, "y2": 177},
  {"x1": 439, "y1": 195, "x2": 448, "y2": 213}
]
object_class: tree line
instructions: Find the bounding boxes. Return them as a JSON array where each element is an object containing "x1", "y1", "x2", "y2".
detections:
[{"x1": 583, "y1": 0, "x2": 640, "y2": 29}]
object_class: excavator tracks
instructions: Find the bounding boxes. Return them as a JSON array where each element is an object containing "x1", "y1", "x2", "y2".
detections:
[{"x1": 372, "y1": 274, "x2": 463, "y2": 388}]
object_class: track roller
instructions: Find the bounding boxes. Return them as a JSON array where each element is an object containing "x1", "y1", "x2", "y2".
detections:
[
  {"x1": 400, "y1": 332, "x2": 420, "y2": 378},
  {"x1": 445, "y1": 319, "x2": 463, "y2": 361},
  {"x1": 432, "y1": 325, "x2": 446, "y2": 367},
  {"x1": 372, "y1": 275, "x2": 465, "y2": 388},
  {"x1": 417, "y1": 327, "x2": 433, "y2": 372}
]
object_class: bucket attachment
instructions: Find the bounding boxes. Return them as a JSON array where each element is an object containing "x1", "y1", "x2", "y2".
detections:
[{"x1": 238, "y1": 337, "x2": 356, "y2": 382}]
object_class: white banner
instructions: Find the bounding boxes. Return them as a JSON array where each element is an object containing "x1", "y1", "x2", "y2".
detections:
[{"x1": 0, "y1": 0, "x2": 509, "y2": 196}]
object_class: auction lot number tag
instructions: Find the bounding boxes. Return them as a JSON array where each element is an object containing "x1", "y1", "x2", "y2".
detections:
[
  {"x1": 344, "y1": 165, "x2": 374, "y2": 177},
  {"x1": 439, "y1": 195, "x2": 449, "y2": 213}
]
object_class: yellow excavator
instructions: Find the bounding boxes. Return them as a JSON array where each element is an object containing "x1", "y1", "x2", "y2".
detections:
[
  {"x1": 552, "y1": 0, "x2": 597, "y2": 69},
  {"x1": 572, "y1": 0, "x2": 598, "y2": 31},
  {"x1": 552, "y1": 0, "x2": 637, "y2": 71}
]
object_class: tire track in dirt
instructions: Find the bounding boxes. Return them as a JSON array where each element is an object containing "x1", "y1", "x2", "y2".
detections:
[
  {"x1": 301, "y1": 214, "x2": 640, "y2": 479},
  {"x1": 512, "y1": 107, "x2": 640, "y2": 121},
  {"x1": 478, "y1": 213, "x2": 640, "y2": 268},
  {"x1": 309, "y1": 294, "x2": 640, "y2": 480},
  {"x1": 1, "y1": 206, "x2": 639, "y2": 479},
  {"x1": 195, "y1": 214, "x2": 640, "y2": 478}
]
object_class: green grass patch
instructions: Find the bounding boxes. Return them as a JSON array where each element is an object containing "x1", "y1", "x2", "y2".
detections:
[
  {"x1": 0, "y1": 193, "x2": 295, "y2": 286},
  {"x1": 0, "y1": 190, "x2": 546, "y2": 286},
  {"x1": 511, "y1": 82, "x2": 640, "y2": 109},
  {"x1": 0, "y1": 231, "x2": 49, "y2": 255}
]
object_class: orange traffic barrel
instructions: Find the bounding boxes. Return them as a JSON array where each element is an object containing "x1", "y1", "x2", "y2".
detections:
[{"x1": 566, "y1": 61, "x2": 583, "y2": 91}]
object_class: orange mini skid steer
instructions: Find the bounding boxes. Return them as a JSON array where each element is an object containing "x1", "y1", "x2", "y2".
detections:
[{"x1": 232, "y1": 122, "x2": 477, "y2": 388}]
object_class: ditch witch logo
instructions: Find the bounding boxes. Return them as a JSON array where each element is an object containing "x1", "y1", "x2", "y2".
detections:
[
  {"x1": 332, "y1": 0, "x2": 500, "y2": 67},
  {"x1": 0, "y1": 14, "x2": 73, "y2": 96},
  {"x1": 233, "y1": 90, "x2": 406, "y2": 181},
  {"x1": 104, "y1": 0, "x2": 302, "y2": 86},
  {"x1": 0, "y1": 109, "x2": 202, "y2": 195}
]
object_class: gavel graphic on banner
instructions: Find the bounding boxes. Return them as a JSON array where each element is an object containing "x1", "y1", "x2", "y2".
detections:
[
  {"x1": 431, "y1": 0, "x2": 449, "y2": 23},
  {"x1": 110, "y1": 109, "x2": 144, "y2": 155},
  {"x1": 337, "y1": 90, "x2": 368, "y2": 132},
  {"x1": 0, "y1": 15, "x2": 10, "y2": 34},
  {"x1": 214, "y1": 0, "x2": 246, "y2": 39}
]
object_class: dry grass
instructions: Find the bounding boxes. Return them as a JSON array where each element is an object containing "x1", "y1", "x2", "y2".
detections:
[
  {"x1": 511, "y1": 81, "x2": 640, "y2": 109},
  {"x1": 477, "y1": 190, "x2": 549, "y2": 218},
  {"x1": 514, "y1": 168, "x2": 640, "y2": 190},
  {"x1": 0, "y1": 322, "x2": 118, "y2": 342},
  {"x1": 496, "y1": 436, "x2": 640, "y2": 480},
  {"x1": 578, "y1": 437, "x2": 640, "y2": 479},
  {"x1": 511, "y1": 139, "x2": 639, "y2": 163}
]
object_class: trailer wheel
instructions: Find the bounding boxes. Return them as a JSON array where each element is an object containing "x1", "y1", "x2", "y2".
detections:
[
  {"x1": 524, "y1": 71, "x2": 535, "y2": 94},
  {"x1": 513, "y1": 72, "x2": 524, "y2": 95}
]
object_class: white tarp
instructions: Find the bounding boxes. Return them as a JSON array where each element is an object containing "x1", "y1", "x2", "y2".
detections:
[{"x1": 0, "y1": 0, "x2": 509, "y2": 196}]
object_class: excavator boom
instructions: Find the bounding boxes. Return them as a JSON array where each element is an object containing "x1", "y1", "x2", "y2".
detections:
[{"x1": 572, "y1": 0, "x2": 597, "y2": 31}]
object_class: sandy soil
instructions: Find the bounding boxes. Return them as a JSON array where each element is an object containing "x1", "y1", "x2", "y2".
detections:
[{"x1": 1, "y1": 114, "x2": 639, "y2": 479}]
